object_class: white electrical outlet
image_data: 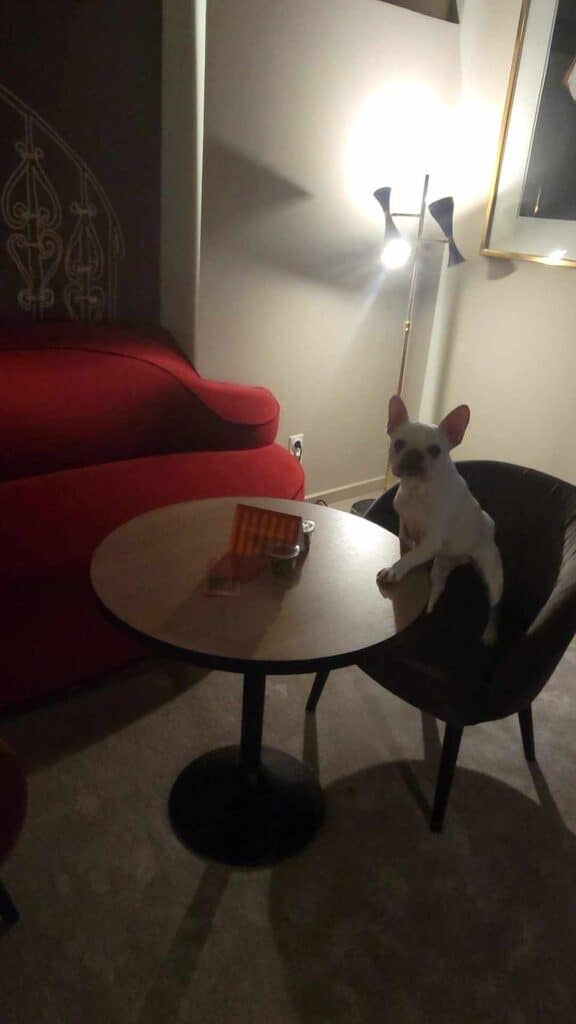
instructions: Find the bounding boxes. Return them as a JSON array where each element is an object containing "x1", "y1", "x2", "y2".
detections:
[{"x1": 288, "y1": 434, "x2": 304, "y2": 459}]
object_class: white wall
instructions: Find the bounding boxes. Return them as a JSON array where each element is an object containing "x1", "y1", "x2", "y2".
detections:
[
  {"x1": 198, "y1": 0, "x2": 460, "y2": 495},
  {"x1": 441, "y1": 0, "x2": 576, "y2": 484},
  {"x1": 163, "y1": 0, "x2": 574, "y2": 493}
]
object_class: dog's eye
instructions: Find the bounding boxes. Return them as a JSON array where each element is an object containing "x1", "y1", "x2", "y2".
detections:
[
  {"x1": 428, "y1": 444, "x2": 441, "y2": 459},
  {"x1": 393, "y1": 439, "x2": 406, "y2": 452}
]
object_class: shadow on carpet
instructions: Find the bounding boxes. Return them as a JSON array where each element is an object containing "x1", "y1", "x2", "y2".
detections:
[{"x1": 269, "y1": 750, "x2": 574, "y2": 1023}]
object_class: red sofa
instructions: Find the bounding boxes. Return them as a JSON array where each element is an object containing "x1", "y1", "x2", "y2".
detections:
[{"x1": 0, "y1": 323, "x2": 305, "y2": 712}]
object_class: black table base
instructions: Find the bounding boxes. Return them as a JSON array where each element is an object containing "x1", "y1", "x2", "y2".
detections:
[
  {"x1": 169, "y1": 745, "x2": 324, "y2": 867},
  {"x1": 168, "y1": 670, "x2": 324, "y2": 866}
]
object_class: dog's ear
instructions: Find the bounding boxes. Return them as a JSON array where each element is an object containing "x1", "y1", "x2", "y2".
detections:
[
  {"x1": 387, "y1": 395, "x2": 409, "y2": 435},
  {"x1": 439, "y1": 405, "x2": 470, "y2": 448}
]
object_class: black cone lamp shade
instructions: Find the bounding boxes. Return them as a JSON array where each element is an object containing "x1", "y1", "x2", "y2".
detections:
[
  {"x1": 373, "y1": 187, "x2": 402, "y2": 244},
  {"x1": 427, "y1": 196, "x2": 465, "y2": 266}
]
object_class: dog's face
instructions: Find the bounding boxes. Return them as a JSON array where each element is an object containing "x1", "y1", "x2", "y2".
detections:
[{"x1": 387, "y1": 395, "x2": 470, "y2": 482}]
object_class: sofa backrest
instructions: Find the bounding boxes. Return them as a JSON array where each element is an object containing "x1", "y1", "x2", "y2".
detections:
[{"x1": 0, "y1": 324, "x2": 279, "y2": 481}]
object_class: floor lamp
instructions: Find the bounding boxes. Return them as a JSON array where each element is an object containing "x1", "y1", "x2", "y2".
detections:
[{"x1": 351, "y1": 175, "x2": 465, "y2": 515}]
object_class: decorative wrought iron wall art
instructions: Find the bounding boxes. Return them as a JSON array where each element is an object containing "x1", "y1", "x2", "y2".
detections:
[{"x1": 0, "y1": 83, "x2": 124, "y2": 320}]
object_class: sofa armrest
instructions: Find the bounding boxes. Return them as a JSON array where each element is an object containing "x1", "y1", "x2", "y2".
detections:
[{"x1": 167, "y1": 372, "x2": 280, "y2": 449}]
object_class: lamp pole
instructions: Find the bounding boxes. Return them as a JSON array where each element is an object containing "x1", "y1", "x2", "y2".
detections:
[
  {"x1": 352, "y1": 179, "x2": 464, "y2": 511},
  {"x1": 383, "y1": 173, "x2": 429, "y2": 489},
  {"x1": 395, "y1": 173, "x2": 430, "y2": 401}
]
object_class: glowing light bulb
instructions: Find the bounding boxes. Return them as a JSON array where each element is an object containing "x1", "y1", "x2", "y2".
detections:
[
  {"x1": 545, "y1": 249, "x2": 567, "y2": 264},
  {"x1": 380, "y1": 238, "x2": 411, "y2": 269}
]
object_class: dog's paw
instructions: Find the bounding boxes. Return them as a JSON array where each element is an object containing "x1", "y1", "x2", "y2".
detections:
[{"x1": 377, "y1": 565, "x2": 399, "y2": 588}]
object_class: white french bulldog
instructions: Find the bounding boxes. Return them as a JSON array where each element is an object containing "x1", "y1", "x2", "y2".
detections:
[{"x1": 377, "y1": 395, "x2": 503, "y2": 644}]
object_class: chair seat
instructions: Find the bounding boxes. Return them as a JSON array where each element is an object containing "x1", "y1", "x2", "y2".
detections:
[{"x1": 357, "y1": 566, "x2": 499, "y2": 725}]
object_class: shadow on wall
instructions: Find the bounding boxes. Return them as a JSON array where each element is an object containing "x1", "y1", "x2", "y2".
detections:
[
  {"x1": 202, "y1": 137, "x2": 312, "y2": 237},
  {"x1": 203, "y1": 135, "x2": 518, "y2": 295},
  {"x1": 202, "y1": 132, "x2": 523, "y2": 420},
  {"x1": 384, "y1": 0, "x2": 460, "y2": 22},
  {"x1": 420, "y1": 186, "x2": 517, "y2": 419},
  {"x1": 203, "y1": 136, "x2": 399, "y2": 293}
]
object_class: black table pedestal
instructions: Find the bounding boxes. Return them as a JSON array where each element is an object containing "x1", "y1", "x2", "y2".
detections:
[{"x1": 168, "y1": 671, "x2": 324, "y2": 866}]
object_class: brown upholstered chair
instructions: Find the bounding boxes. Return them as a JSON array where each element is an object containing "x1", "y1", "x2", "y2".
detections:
[
  {"x1": 0, "y1": 739, "x2": 27, "y2": 925},
  {"x1": 307, "y1": 462, "x2": 576, "y2": 831}
]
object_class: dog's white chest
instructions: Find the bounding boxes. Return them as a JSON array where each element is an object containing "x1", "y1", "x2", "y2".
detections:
[{"x1": 394, "y1": 488, "x2": 429, "y2": 545}]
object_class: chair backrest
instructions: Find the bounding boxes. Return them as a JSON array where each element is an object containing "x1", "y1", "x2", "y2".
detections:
[
  {"x1": 370, "y1": 461, "x2": 575, "y2": 644},
  {"x1": 459, "y1": 462, "x2": 576, "y2": 717},
  {"x1": 369, "y1": 460, "x2": 576, "y2": 718},
  {"x1": 456, "y1": 461, "x2": 576, "y2": 647}
]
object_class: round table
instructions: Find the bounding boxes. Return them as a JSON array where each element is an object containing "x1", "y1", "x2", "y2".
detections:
[{"x1": 91, "y1": 497, "x2": 428, "y2": 866}]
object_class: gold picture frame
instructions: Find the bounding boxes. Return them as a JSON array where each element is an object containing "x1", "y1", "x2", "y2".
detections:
[{"x1": 481, "y1": 0, "x2": 576, "y2": 267}]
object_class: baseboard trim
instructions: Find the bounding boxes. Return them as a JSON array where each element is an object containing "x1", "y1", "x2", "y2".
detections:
[{"x1": 306, "y1": 475, "x2": 386, "y2": 505}]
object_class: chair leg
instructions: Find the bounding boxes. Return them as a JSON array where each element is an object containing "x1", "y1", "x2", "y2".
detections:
[
  {"x1": 519, "y1": 706, "x2": 536, "y2": 762},
  {"x1": 430, "y1": 724, "x2": 463, "y2": 833},
  {"x1": 306, "y1": 668, "x2": 331, "y2": 712},
  {"x1": 0, "y1": 881, "x2": 19, "y2": 926}
]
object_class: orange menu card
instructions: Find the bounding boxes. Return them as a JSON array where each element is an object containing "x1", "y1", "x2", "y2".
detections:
[
  {"x1": 230, "y1": 503, "x2": 302, "y2": 556},
  {"x1": 206, "y1": 504, "x2": 303, "y2": 594}
]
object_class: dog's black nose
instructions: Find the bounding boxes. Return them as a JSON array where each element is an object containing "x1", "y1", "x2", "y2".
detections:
[{"x1": 398, "y1": 448, "x2": 425, "y2": 476}]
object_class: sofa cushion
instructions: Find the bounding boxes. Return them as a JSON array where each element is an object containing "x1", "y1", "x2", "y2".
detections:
[{"x1": 0, "y1": 445, "x2": 305, "y2": 710}]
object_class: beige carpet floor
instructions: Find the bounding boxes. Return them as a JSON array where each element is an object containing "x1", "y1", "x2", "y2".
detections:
[{"x1": 2, "y1": 647, "x2": 576, "y2": 1024}]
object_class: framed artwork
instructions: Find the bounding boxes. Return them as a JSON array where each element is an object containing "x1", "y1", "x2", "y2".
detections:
[{"x1": 481, "y1": 0, "x2": 576, "y2": 266}]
